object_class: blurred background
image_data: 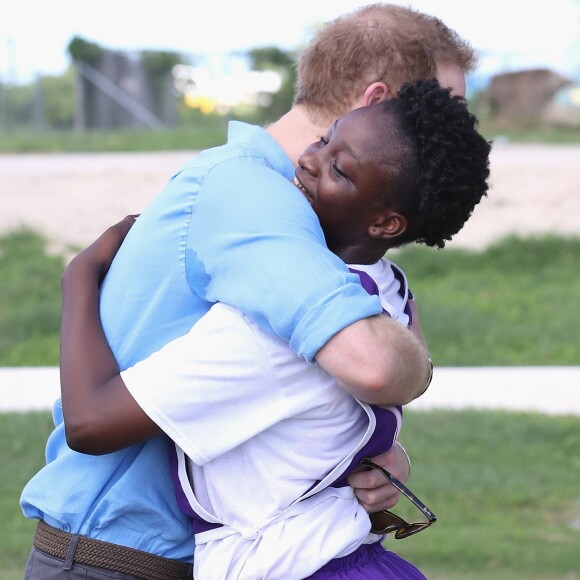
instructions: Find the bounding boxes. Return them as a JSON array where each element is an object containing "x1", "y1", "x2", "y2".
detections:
[
  {"x1": 0, "y1": 0, "x2": 579, "y2": 142},
  {"x1": 1, "y1": 1, "x2": 579, "y2": 579}
]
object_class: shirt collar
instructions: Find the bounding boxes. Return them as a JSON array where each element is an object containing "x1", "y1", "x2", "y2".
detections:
[{"x1": 227, "y1": 121, "x2": 295, "y2": 181}]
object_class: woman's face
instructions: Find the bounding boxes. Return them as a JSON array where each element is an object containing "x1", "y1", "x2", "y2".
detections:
[{"x1": 294, "y1": 104, "x2": 399, "y2": 249}]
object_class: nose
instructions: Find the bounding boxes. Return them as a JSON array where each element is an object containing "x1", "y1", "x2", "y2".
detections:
[{"x1": 297, "y1": 148, "x2": 320, "y2": 177}]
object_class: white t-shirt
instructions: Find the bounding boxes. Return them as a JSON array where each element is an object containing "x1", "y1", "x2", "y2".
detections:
[{"x1": 121, "y1": 258, "x2": 411, "y2": 579}]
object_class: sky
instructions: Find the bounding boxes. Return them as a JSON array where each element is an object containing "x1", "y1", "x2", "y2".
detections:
[{"x1": 2, "y1": 0, "x2": 579, "y2": 85}]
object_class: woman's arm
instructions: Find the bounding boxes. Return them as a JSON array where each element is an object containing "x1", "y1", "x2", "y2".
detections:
[{"x1": 60, "y1": 215, "x2": 162, "y2": 455}]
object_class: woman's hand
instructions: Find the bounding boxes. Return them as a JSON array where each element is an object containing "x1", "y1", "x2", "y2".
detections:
[
  {"x1": 60, "y1": 214, "x2": 161, "y2": 455},
  {"x1": 64, "y1": 214, "x2": 138, "y2": 286}
]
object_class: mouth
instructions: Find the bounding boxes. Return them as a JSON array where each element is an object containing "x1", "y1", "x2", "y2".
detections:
[{"x1": 293, "y1": 175, "x2": 314, "y2": 206}]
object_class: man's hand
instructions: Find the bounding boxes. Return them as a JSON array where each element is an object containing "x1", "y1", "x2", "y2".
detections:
[
  {"x1": 348, "y1": 442, "x2": 411, "y2": 512},
  {"x1": 408, "y1": 297, "x2": 427, "y2": 350}
]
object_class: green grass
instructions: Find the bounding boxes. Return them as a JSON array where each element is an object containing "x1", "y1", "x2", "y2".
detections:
[
  {"x1": 392, "y1": 235, "x2": 580, "y2": 365},
  {"x1": 394, "y1": 410, "x2": 580, "y2": 580},
  {"x1": 0, "y1": 229, "x2": 65, "y2": 365},
  {"x1": 484, "y1": 124, "x2": 580, "y2": 144},
  {"x1": 0, "y1": 120, "x2": 229, "y2": 154},
  {"x1": 0, "y1": 411, "x2": 54, "y2": 579},
  {"x1": 469, "y1": 101, "x2": 580, "y2": 145},
  {"x1": 1, "y1": 230, "x2": 579, "y2": 366},
  {"x1": 2, "y1": 410, "x2": 578, "y2": 579},
  {"x1": 1, "y1": 118, "x2": 580, "y2": 153}
]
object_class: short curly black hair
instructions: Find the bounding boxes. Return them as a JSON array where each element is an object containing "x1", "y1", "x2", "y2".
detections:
[{"x1": 380, "y1": 78, "x2": 491, "y2": 249}]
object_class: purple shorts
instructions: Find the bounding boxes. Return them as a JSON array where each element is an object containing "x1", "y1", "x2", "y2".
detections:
[{"x1": 306, "y1": 541, "x2": 427, "y2": 579}]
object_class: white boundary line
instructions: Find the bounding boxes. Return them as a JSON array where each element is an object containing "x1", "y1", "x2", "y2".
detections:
[
  {"x1": 1, "y1": 366, "x2": 579, "y2": 416},
  {"x1": 408, "y1": 366, "x2": 580, "y2": 416}
]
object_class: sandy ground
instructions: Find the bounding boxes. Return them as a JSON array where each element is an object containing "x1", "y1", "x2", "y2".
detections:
[
  {"x1": 1, "y1": 142, "x2": 580, "y2": 250},
  {"x1": 1, "y1": 145, "x2": 579, "y2": 413}
]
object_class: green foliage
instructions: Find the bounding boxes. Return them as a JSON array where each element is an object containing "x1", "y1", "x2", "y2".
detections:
[
  {"x1": 140, "y1": 51, "x2": 183, "y2": 79},
  {"x1": 0, "y1": 83, "x2": 35, "y2": 130},
  {"x1": 248, "y1": 46, "x2": 295, "y2": 71},
  {"x1": 67, "y1": 36, "x2": 104, "y2": 67},
  {"x1": 0, "y1": 229, "x2": 65, "y2": 365},
  {"x1": 67, "y1": 36, "x2": 104, "y2": 66},
  {"x1": 138, "y1": 50, "x2": 183, "y2": 124},
  {"x1": 4, "y1": 52, "x2": 580, "y2": 147},
  {"x1": 246, "y1": 46, "x2": 297, "y2": 125},
  {"x1": 40, "y1": 69, "x2": 75, "y2": 130},
  {"x1": 254, "y1": 70, "x2": 296, "y2": 125},
  {"x1": 0, "y1": 71, "x2": 75, "y2": 131},
  {"x1": 392, "y1": 235, "x2": 580, "y2": 365}
]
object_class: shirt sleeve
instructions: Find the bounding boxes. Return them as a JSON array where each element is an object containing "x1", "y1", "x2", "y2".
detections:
[
  {"x1": 120, "y1": 304, "x2": 293, "y2": 465},
  {"x1": 183, "y1": 157, "x2": 382, "y2": 362}
]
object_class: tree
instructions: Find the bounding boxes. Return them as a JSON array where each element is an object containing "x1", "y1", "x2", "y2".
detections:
[
  {"x1": 247, "y1": 46, "x2": 297, "y2": 123},
  {"x1": 41, "y1": 69, "x2": 75, "y2": 129},
  {"x1": 67, "y1": 37, "x2": 104, "y2": 67},
  {"x1": 140, "y1": 51, "x2": 183, "y2": 124}
]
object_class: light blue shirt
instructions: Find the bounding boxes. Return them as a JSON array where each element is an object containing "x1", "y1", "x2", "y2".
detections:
[{"x1": 21, "y1": 122, "x2": 382, "y2": 562}]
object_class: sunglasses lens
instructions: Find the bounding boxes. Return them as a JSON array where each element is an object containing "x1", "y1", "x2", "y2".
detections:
[
  {"x1": 369, "y1": 510, "x2": 407, "y2": 535},
  {"x1": 361, "y1": 460, "x2": 437, "y2": 540},
  {"x1": 394, "y1": 522, "x2": 431, "y2": 539}
]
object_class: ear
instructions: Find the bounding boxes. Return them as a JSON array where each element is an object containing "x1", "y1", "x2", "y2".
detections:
[
  {"x1": 360, "y1": 82, "x2": 392, "y2": 107},
  {"x1": 368, "y1": 211, "x2": 408, "y2": 240}
]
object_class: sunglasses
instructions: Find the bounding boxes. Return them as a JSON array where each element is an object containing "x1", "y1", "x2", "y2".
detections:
[{"x1": 361, "y1": 458, "x2": 437, "y2": 539}]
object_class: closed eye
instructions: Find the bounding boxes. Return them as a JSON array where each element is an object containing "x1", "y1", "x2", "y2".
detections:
[{"x1": 333, "y1": 161, "x2": 347, "y2": 178}]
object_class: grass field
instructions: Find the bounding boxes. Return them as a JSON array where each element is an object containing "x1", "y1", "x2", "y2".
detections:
[
  {"x1": 2, "y1": 409, "x2": 579, "y2": 579},
  {"x1": 393, "y1": 235, "x2": 580, "y2": 365},
  {"x1": 1, "y1": 115, "x2": 580, "y2": 154},
  {"x1": 395, "y1": 411, "x2": 580, "y2": 580},
  {"x1": 0, "y1": 117, "x2": 230, "y2": 154},
  {"x1": 1, "y1": 230, "x2": 579, "y2": 366},
  {"x1": 1, "y1": 229, "x2": 579, "y2": 578},
  {"x1": 1, "y1": 411, "x2": 54, "y2": 579}
]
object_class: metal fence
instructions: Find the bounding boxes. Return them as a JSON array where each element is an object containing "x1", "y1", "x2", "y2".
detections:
[{"x1": 0, "y1": 48, "x2": 177, "y2": 133}]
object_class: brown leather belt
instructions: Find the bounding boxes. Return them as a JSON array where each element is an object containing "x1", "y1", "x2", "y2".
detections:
[{"x1": 33, "y1": 520, "x2": 193, "y2": 580}]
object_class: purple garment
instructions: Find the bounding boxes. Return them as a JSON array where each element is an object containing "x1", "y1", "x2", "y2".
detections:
[
  {"x1": 348, "y1": 264, "x2": 413, "y2": 324},
  {"x1": 331, "y1": 405, "x2": 402, "y2": 488},
  {"x1": 168, "y1": 442, "x2": 221, "y2": 533},
  {"x1": 305, "y1": 542, "x2": 427, "y2": 579}
]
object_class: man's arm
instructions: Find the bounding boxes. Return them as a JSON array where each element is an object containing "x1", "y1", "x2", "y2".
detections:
[
  {"x1": 316, "y1": 314, "x2": 431, "y2": 406},
  {"x1": 317, "y1": 280, "x2": 432, "y2": 406}
]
